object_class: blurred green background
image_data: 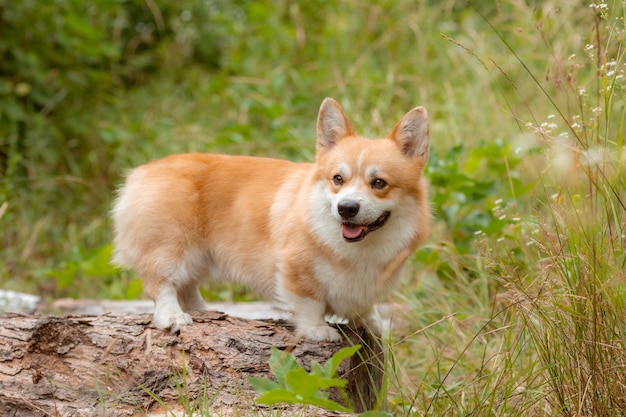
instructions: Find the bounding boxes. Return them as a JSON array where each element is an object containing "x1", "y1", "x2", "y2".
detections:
[
  {"x1": 1, "y1": 0, "x2": 582, "y2": 300},
  {"x1": 0, "y1": 0, "x2": 526, "y2": 299},
  {"x1": 2, "y1": 1, "x2": 626, "y2": 414}
]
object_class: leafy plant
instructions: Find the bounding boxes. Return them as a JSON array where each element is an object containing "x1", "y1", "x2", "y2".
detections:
[
  {"x1": 250, "y1": 344, "x2": 391, "y2": 416},
  {"x1": 41, "y1": 244, "x2": 141, "y2": 300},
  {"x1": 248, "y1": 345, "x2": 361, "y2": 413},
  {"x1": 427, "y1": 138, "x2": 532, "y2": 254}
]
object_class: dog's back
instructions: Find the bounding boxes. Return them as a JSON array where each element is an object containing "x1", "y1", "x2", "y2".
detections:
[{"x1": 112, "y1": 153, "x2": 307, "y2": 304}]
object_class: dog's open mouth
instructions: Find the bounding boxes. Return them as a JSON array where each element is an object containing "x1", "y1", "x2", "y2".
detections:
[{"x1": 341, "y1": 211, "x2": 391, "y2": 242}]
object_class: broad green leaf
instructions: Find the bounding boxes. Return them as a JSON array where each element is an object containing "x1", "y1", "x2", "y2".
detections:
[
  {"x1": 255, "y1": 389, "x2": 299, "y2": 405},
  {"x1": 315, "y1": 376, "x2": 348, "y2": 390},
  {"x1": 285, "y1": 368, "x2": 319, "y2": 398},
  {"x1": 310, "y1": 362, "x2": 325, "y2": 377},
  {"x1": 323, "y1": 344, "x2": 361, "y2": 377},
  {"x1": 248, "y1": 376, "x2": 280, "y2": 394},
  {"x1": 268, "y1": 347, "x2": 300, "y2": 387}
]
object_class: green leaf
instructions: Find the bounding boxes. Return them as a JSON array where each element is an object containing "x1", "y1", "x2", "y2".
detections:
[
  {"x1": 255, "y1": 389, "x2": 299, "y2": 406},
  {"x1": 285, "y1": 368, "x2": 319, "y2": 398},
  {"x1": 248, "y1": 376, "x2": 280, "y2": 394},
  {"x1": 323, "y1": 345, "x2": 361, "y2": 377},
  {"x1": 310, "y1": 362, "x2": 325, "y2": 377},
  {"x1": 268, "y1": 347, "x2": 300, "y2": 387},
  {"x1": 314, "y1": 376, "x2": 347, "y2": 390}
]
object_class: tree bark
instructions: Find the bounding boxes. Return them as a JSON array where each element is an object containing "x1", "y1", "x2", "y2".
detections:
[{"x1": 0, "y1": 311, "x2": 384, "y2": 416}]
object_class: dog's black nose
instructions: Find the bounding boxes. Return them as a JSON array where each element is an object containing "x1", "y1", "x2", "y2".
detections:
[{"x1": 337, "y1": 200, "x2": 360, "y2": 219}]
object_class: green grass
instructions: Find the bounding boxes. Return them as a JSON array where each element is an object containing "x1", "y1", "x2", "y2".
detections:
[{"x1": 2, "y1": 0, "x2": 625, "y2": 415}]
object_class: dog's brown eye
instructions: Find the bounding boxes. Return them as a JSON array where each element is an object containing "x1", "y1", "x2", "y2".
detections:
[
  {"x1": 371, "y1": 178, "x2": 387, "y2": 189},
  {"x1": 333, "y1": 175, "x2": 343, "y2": 186}
]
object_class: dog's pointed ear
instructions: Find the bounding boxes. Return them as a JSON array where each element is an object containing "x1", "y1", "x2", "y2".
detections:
[
  {"x1": 317, "y1": 98, "x2": 355, "y2": 152},
  {"x1": 388, "y1": 106, "x2": 429, "y2": 161}
]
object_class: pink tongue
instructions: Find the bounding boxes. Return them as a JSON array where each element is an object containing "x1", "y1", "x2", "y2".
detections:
[{"x1": 342, "y1": 223, "x2": 365, "y2": 239}]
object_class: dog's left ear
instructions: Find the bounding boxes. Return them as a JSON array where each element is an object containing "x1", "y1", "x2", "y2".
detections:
[
  {"x1": 388, "y1": 107, "x2": 429, "y2": 161},
  {"x1": 317, "y1": 98, "x2": 355, "y2": 153}
]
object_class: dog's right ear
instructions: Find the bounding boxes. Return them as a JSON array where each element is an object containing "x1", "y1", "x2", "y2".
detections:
[{"x1": 316, "y1": 98, "x2": 355, "y2": 153}]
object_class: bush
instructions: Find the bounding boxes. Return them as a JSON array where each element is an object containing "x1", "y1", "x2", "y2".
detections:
[
  {"x1": 0, "y1": 0, "x2": 248, "y2": 295},
  {"x1": 0, "y1": 0, "x2": 235, "y2": 183}
]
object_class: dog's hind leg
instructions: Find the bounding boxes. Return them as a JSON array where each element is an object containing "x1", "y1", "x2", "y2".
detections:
[
  {"x1": 151, "y1": 282, "x2": 193, "y2": 333},
  {"x1": 155, "y1": 247, "x2": 212, "y2": 332},
  {"x1": 140, "y1": 256, "x2": 201, "y2": 334},
  {"x1": 177, "y1": 280, "x2": 207, "y2": 312}
]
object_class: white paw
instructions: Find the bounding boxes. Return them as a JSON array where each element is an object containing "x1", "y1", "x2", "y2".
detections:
[
  {"x1": 297, "y1": 325, "x2": 342, "y2": 342},
  {"x1": 153, "y1": 310, "x2": 193, "y2": 334}
]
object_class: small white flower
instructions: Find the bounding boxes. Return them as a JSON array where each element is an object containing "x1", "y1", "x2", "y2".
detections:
[{"x1": 589, "y1": 3, "x2": 609, "y2": 10}]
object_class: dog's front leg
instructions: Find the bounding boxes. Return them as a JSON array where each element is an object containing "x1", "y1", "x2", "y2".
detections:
[
  {"x1": 277, "y1": 285, "x2": 342, "y2": 342},
  {"x1": 293, "y1": 296, "x2": 342, "y2": 342}
]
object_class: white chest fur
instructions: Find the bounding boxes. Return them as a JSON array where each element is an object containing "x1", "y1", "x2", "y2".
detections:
[{"x1": 312, "y1": 255, "x2": 403, "y2": 318}]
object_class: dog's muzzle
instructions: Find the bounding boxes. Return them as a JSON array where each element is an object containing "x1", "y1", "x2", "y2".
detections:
[{"x1": 338, "y1": 200, "x2": 391, "y2": 242}]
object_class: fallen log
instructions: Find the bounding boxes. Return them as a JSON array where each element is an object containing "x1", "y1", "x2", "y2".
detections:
[{"x1": 0, "y1": 311, "x2": 384, "y2": 416}]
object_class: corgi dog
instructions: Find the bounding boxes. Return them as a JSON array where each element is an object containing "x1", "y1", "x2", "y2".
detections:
[{"x1": 112, "y1": 98, "x2": 431, "y2": 342}]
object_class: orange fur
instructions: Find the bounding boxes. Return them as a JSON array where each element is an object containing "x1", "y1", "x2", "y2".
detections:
[{"x1": 112, "y1": 98, "x2": 431, "y2": 341}]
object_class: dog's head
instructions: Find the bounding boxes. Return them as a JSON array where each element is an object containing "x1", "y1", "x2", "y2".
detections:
[{"x1": 310, "y1": 98, "x2": 430, "y2": 246}]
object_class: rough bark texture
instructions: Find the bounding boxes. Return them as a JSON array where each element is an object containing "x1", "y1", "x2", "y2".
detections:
[{"x1": 0, "y1": 311, "x2": 384, "y2": 416}]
